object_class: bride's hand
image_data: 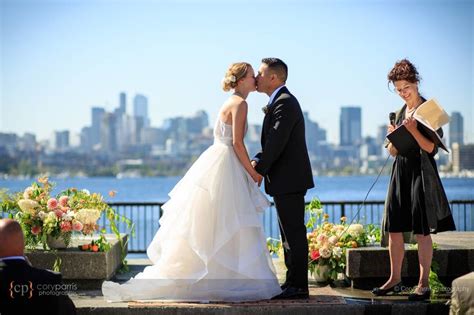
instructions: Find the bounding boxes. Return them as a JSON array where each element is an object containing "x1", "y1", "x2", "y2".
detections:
[{"x1": 251, "y1": 171, "x2": 263, "y2": 186}]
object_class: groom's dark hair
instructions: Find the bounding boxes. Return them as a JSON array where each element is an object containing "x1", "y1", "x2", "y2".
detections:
[{"x1": 262, "y1": 58, "x2": 288, "y2": 83}]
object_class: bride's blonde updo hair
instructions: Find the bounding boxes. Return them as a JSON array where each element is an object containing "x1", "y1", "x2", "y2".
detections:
[{"x1": 222, "y1": 62, "x2": 251, "y2": 92}]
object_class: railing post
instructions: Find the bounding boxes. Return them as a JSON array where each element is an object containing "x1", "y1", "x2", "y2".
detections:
[{"x1": 341, "y1": 203, "x2": 345, "y2": 218}]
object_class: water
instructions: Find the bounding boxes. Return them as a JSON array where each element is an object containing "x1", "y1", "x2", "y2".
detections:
[
  {"x1": 2, "y1": 176, "x2": 473, "y2": 250},
  {"x1": 1, "y1": 176, "x2": 473, "y2": 202}
]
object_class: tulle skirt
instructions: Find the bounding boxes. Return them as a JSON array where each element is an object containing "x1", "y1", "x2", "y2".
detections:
[{"x1": 102, "y1": 141, "x2": 281, "y2": 302}]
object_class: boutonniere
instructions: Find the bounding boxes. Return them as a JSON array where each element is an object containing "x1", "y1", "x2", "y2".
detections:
[{"x1": 262, "y1": 105, "x2": 270, "y2": 114}]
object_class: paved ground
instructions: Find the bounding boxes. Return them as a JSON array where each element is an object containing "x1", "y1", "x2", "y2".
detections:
[{"x1": 70, "y1": 257, "x2": 451, "y2": 315}]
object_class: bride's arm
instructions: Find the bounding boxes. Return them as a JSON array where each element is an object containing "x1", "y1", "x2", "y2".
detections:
[{"x1": 231, "y1": 101, "x2": 262, "y2": 183}]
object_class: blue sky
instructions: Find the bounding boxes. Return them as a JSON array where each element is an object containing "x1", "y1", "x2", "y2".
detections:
[{"x1": 1, "y1": 0, "x2": 473, "y2": 144}]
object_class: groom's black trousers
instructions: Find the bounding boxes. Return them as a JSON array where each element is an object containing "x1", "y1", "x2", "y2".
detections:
[{"x1": 273, "y1": 191, "x2": 308, "y2": 289}]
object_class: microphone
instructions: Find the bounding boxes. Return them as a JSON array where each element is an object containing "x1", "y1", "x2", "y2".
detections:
[{"x1": 389, "y1": 112, "x2": 396, "y2": 126}]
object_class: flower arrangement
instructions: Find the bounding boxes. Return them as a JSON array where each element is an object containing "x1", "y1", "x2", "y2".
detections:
[
  {"x1": 267, "y1": 197, "x2": 381, "y2": 282},
  {"x1": 306, "y1": 198, "x2": 381, "y2": 281},
  {"x1": 0, "y1": 177, "x2": 132, "y2": 253}
]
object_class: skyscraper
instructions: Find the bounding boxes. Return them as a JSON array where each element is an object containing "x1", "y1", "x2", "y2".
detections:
[
  {"x1": 449, "y1": 111, "x2": 464, "y2": 146},
  {"x1": 118, "y1": 92, "x2": 127, "y2": 116},
  {"x1": 91, "y1": 107, "x2": 105, "y2": 146},
  {"x1": 133, "y1": 94, "x2": 149, "y2": 127},
  {"x1": 339, "y1": 106, "x2": 362, "y2": 146},
  {"x1": 54, "y1": 130, "x2": 70, "y2": 151}
]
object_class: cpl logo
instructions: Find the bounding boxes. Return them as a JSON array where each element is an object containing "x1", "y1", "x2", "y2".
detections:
[{"x1": 9, "y1": 281, "x2": 33, "y2": 299}]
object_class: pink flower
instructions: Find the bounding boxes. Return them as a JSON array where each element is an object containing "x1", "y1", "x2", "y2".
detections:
[
  {"x1": 60, "y1": 221, "x2": 72, "y2": 232},
  {"x1": 316, "y1": 234, "x2": 327, "y2": 243},
  {"x1": 54, "y1": 209, "x2": 64, "y2": 218},
  {"x1": 31, "y1": 226, "x2": 42, "y2": 235},
  {"x1": 329, "y1": 235, "x2": 338, "y2": 245},
  {"x1": 61, "y1": 206, "x2": 70, "y2": 213},
  {"x1": 47, "y1": 198, "x2": 58, "y2": 210},
  {"x1": 59, "y1": 196, "x2": 69, "y2": 207},
  {"x1": 72, "y1": 221, "x2": 83, "y2": 232}
]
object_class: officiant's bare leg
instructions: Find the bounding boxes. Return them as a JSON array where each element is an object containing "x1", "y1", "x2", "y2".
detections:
[
  {"x1": 381, "y1": 232, "x2": 404, "y2": 289},
  {"x1": 415, "y1": 234, "x2": 432, "y2": 293}
]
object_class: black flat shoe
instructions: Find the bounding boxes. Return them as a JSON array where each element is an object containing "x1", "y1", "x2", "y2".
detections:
[
  {"x1": 371, "y1": 281, "x2": 403, "y2": 296},
  {"x1": 408, "y1": 288, "x2": 431, "y2": 301},
  {"x1": 272, "y1": 286, "x2": 309, "y2": 300}
]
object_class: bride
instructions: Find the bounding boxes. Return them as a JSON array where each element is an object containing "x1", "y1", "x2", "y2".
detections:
[{"x1": 102, "y1": 62, "x2": 282, "y2": 302}]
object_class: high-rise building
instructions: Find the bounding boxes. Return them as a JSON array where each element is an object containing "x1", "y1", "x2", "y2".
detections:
[
  {"x1": 54, "y1": 130, "x2": 70, "y2": 151},
  {"x1": 118, "y1": 92, "x2": 127, "y2": 116},
  {"x1": 101, "y1": 112, "x2": 118, "y2": 152},
  {"x1": 91, "y1": 107, "x2": 105, "y2": 146},
  {"x1": 449, "y1": 111, "x2": 464, "y2": 146},
  {"x1": 340, "y1": 106, "x2": 362, "y2": 146},
  {"x1": 133, "y1": 94, "x2": 149, "y2": 127},
  {"x1": 452, "y1": 143, "x2": 474, "y2": 172},
  {"x1": 303, "y1": 111, "x2": 327, "y2": 155}
]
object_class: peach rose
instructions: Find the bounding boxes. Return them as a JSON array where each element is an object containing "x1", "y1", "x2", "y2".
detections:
[
  {"x1": 47, "y1": 198, "x2": 58, "y2": 210},
  {"x1": 59, "y1": 196, "x2": 69, "y2": 207}
]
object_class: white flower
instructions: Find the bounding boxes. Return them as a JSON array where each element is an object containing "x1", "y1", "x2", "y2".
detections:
[
  {"x1": 23, "y1": 187, "x2": 34, "y2": 199},
  {"x1": 75, "y1": 209, "x2": 101, "y2": 225},
  {"x1": 18, "y1": 199, "x2": 40, "y2": 215},
  {"x1": 62, "y1": 210, "x2": 75, "y2": 221},
  {"x1": 315, "y1": 208, "x2": 323, "y2": 216},
  {"x1": 82, "y1": 189, "x2": 90, "y2": 195},
  {"x1": 224, "y1": 75, "x2": 236, "y2": 84},
  {"x1": 319, "y1": 246, "x2": 332, "y2": 259},
  {"x1": 368, "y1": 234, "x2": 376, "y2": 245},
  {"x1": 332, "y1": 246, "x2": 343, "y2": 258},
  {"x1": 38, "y1": 211, "x2": 46, "y2": 220},
  {"x1": 347, "y1": 224, "x2": 364, "y2": 237}
]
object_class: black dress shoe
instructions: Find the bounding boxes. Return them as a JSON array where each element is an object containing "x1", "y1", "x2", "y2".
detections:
[
  {"x1": 371, "y1": 281, "x2": 403, "y2": 296},
  {"x1": 408, "y1": 288, "x2": 431, "y2": 301},
  {"x1": 272, "y1": 286, "x2": 309, "y2": 300},
  {"x1": 280, "y1": 282, "x2": 290, "y2": 290}
]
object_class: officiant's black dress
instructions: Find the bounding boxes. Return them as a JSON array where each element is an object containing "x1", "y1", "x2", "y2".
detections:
[{"x1": 384, "y1": 103, "x2": 456, "y2": 235}]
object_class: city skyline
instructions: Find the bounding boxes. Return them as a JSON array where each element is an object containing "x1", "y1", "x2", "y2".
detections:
[{"x1": 1, "y1": 0, "x2": 473, "y2": 144}]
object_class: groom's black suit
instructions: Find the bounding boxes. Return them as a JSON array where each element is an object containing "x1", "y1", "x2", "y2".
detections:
[{"x1": 254, "y1": 86, "x2": 314, "y2": 290}]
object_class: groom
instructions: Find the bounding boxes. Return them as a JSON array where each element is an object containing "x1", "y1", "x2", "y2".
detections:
[{"x1": 252, "y1": 58, "x2": 314, "y2": 299}]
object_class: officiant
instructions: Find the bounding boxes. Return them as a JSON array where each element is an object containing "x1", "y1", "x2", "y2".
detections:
[{"x1": 373, "y1": 59, "x2": 456, "y2": 301}]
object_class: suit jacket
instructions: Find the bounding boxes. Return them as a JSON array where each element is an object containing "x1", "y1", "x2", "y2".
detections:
[
  {"x1": 254, "y1": 86, "x2": 314, "y2": 196},
  {"x1": 0, "y1": 258, "x2": 76, "y2": 315}
]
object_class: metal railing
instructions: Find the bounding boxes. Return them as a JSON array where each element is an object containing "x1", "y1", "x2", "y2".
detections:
[{"x1": 102, "y1": 200, "x2": 474, "y2": 253}]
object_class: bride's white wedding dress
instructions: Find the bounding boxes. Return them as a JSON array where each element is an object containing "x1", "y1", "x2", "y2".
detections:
[{"x1": 102, "y1": 118, "x2": 282, "y2": 302}]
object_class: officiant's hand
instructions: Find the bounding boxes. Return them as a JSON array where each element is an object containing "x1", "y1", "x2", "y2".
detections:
[
  {"x1": 403, "y1": 117, "x2": 417, "y2": 134},
  {"x1": 387, "y1": 124, "x2": 396, "y2": 134}
]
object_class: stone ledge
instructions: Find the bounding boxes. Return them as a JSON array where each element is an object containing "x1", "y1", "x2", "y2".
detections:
[
  {"x1": 346, "y1": 232, "x2": 474, "y2": 289},
  {"x1": 25, "y1": 233, "x2": 127, "y2": 287}
]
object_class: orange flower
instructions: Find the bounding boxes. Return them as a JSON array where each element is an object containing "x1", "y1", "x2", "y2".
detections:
[
  {"x1": 351, "y1": 241, "x2": 358, "y2": 248},
  {"x1": 108, "y1": 190, "x2": 117, "y2": 197},
  {"x1": 38, "y1": 177, "x2": 49, "y2": 184},
  {"x1": 340, "y1": 216, "x2": 347, "y2": 222},
  {"x1": 323, "y1": 213, "x2": 329, "y2": 220}
]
